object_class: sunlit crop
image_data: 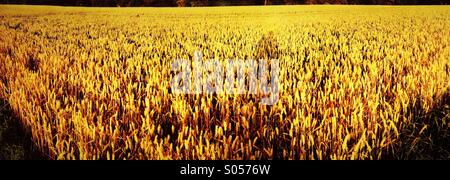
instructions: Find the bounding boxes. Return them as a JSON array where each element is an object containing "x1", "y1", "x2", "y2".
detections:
[{"x1": 0, "y1": 5, "x2": 449, "y2": 160}]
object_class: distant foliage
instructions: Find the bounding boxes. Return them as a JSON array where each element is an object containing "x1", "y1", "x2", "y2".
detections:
[
  {"x1": 0, "y1": 0, "x2": 447, "y2": 6},
  {"x1": 177, "y1": 0, "x2": 186, "y2": 7}
]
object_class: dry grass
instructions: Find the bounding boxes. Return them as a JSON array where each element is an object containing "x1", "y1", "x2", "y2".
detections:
[{"x1": 0, "y1": 5, "x2": 449, "y2": 160}]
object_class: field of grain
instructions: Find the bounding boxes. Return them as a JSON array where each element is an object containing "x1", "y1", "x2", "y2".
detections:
[{"x1": 0, "y1": 5, "x2": 449, "y2": 160}]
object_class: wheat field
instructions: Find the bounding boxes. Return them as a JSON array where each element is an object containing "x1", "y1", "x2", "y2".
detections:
[{"x1": 0, "y1": 5, "x2": 449, "y2": 160}]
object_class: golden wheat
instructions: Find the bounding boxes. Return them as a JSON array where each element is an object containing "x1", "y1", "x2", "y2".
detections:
[{"x1": 0, "y1": 5, "x2": 449, "y2": 160}]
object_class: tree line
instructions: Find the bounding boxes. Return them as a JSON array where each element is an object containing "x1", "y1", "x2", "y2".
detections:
[{"x1": 0, "y1": 0, "x2": 446, "y2": 6}]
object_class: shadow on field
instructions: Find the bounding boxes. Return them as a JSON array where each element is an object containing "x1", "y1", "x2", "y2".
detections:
[
  {"x1": 386, "y1": 90, "x2": 450, "y2": 160},
  {"x1": 0, "y1": 99, "x2": 46, "y2": 160}
]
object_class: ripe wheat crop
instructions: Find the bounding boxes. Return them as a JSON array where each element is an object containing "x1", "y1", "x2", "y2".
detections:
[{"x1": 0, "y1": 5, "x2": 449, "y2": 160}]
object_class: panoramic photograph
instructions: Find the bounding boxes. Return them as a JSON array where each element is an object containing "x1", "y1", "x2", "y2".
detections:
[{"x1": 0, "y1": 0, "x2": 448, "y2": 165}]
